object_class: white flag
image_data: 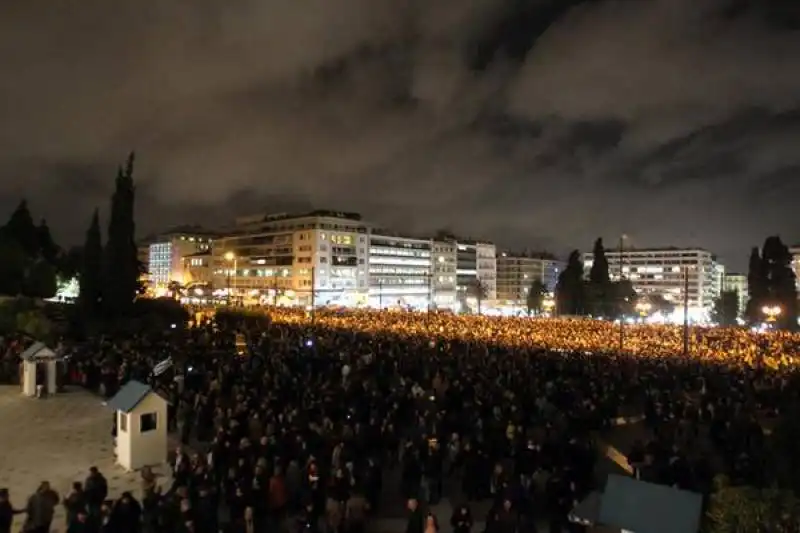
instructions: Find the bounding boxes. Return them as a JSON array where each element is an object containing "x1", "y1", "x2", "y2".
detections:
[{"x1": 153, "y1": 357, "x2": 173, "y2": 377}]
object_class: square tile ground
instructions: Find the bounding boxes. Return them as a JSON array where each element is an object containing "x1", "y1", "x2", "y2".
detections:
[{"x1": 0, "y1": 386, "x2": 171, "y2": 533}]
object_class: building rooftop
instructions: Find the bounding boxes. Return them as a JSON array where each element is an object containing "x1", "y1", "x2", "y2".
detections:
[
  {"x1": 499, "y1": 250, "x2": 558, "y2": 260},
  {"x1": 598, "y1": 246, "x2": 712, "y2": 254},
  {"x1": 236, "y1": 209, "x2": 364, "y2": 226}
]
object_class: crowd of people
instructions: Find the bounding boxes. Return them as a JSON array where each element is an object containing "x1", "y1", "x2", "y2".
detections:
[
  {"x1": 0, "y1": 307, "x2": 799, "y2": 533},
  {"x1": 272, "y1": 308, "x2": 800, "y2": 369}
]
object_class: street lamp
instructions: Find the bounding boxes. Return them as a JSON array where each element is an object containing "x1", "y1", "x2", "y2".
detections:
[
  {"x1": 761, "y1": 305, "x2": 782, "y2": 324},
  {"x1": 635, "y1": 301, "x2": 652, "y2": 318},
  {"x1": 224, "y1": 252, "x2": 237, "y2": 306}
]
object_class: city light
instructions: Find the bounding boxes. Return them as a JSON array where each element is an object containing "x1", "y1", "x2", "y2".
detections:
[{"x1": 762, "y1": 305, "x2": 782, "y2": 323}]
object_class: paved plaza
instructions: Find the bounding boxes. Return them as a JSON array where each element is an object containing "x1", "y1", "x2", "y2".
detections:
[{"x1": 0, "y1": 386, "x2": 171, "y2": 533}]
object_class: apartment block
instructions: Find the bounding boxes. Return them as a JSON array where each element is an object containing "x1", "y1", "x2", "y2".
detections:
[{"x1": 583, "y1": 247, "x2": 723, "y2": 311}]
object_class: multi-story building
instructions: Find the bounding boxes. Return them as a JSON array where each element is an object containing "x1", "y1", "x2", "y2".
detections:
[
  {"x1": 723, "y1": 273, "x2": 748, "y2": 318},
  {"x1": 791, "y1": 246, "x2": 800, "y2": 293},
  {"x1": 182, "y1": 251, "x2": 213, "y2": 287},
  {"x1": 496, "y1": 252, "x2": 559, "y2": 306},
  {"x1": 147, "y1": 227, "x2": 215, "y2": 287},
  {"x1": 430, "y1": 237, "x2": 496, "y2": 310},
  {"x1": 583, "y1": 247, "x2": 722, "y2": 313},
  {"x1": 431, "y1": 240, "x2": 458, "y2": 309},
  {"x1": 212, "y1": 210, "x2": 370, "y2": 306},
  {"x1": 368, "y1": 232, "x2": 433, "y2": 309}
]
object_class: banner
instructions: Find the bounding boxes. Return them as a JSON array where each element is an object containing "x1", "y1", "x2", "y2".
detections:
[{"x1": 152, "y1": 356, "x2": 173, "y2": 377}]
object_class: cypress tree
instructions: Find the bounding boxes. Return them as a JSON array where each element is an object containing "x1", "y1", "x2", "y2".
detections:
[
  {"x1": 4, "y1": 199, "x2": 38, "y2": 257},
  {"x1": 555, "y1": 250, "x2": 585, "y2": 316},
  {"x1": 36, "y1": 218, "x2": 59, "y2": 265},
  {"x1": 588, "y1": 238, "x2": 612, "y2": 317},
  {"x1": 104, "y1": 152, "x2": 139, "y2": 315},
  {"x1": 745, "y1": 247, "x2": 767, "y2": 325},
  {"x1": 761, "y1": 236, "x2": 798, "y2": 329},
  {"x1": 79, "y1": 209, "x2": 103, "y2": 315}
]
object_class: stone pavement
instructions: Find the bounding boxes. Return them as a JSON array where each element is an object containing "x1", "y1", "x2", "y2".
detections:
[{"x1": 0, "y1": 386, "x2": 172, "y2": 533}]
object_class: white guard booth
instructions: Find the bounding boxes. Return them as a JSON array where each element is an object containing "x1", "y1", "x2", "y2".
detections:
[
  {"x1": 19, "y1": 341, "x2": 59, "y2": 397},
  {"x1": 105, "y1": 380, "x2": 168, "y2": 472}
]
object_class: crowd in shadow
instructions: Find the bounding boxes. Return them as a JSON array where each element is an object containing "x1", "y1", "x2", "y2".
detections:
[{"x1": 1, "y1": 307, "x2": 799, "y2": 533}]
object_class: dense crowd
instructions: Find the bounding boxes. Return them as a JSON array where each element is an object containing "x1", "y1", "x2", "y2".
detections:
[
  {"x1": 1, "y1": 307, "x2": 799, "y2": 533},
  {"x1": 273, "y1": 308, "x2": 800, "y2": 369}
]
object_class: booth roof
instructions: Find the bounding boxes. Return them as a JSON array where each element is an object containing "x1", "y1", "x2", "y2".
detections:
[
  {"x1": 105, "y1": 380, "x2": 153, "y2": 413},
  {"x1": 599, "y1": 474, "x2": 703, "y2": 533},
  {"x1": 20, "y1": 341, "x2": 57, "y2": 361}
]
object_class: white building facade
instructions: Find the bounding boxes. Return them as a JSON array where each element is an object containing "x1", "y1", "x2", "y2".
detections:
[
  {"x1": 496, "y1": 253, "x2": 560, "y2": 306},
  {"x1": 368, "y1": 233, "x2": 433, "y2": 309},
  {"x1": 212, "y1": 211, "x2": 370, "y2": 307},
  {"x1": 583, "y1": 247, "x2": 723, "y2": 313},
  {"x1": 431, "y1": 240, "x2": 458, "y2": 310},
  {"x1": 147, "y1": 229, "x2": 214, "y2": 287}
]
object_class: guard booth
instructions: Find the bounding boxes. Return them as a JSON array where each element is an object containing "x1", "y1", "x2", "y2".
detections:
[
  {"x1": 105, "y1": 380, "x2": 168, "y2": 472},
  {"x1": 19, "y1": 342, "x2": 60, "y2": 397},
  {"x1": 569, "y1": 474, "x2": 703, "y2": 533}
]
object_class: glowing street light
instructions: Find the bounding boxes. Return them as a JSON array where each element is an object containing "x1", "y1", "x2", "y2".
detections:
[
  {"x1": 224, "y1": 252, "x2": 237, "y2": 305},
  {"x1": 762, "y1": 305, "x2": 782, "y2": 323},
  {"x1": 635, "y1": 301, "x2": 652, "y2": 317}
]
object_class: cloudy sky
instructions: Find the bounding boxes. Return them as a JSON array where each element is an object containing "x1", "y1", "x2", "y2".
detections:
[{"x1": 1, "y1": 0, "x2": 799, "y2": 269}]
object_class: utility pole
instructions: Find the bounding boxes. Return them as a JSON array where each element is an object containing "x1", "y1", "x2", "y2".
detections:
[
  {"x1": 273, "y1": 271, "x2": 279, "y2": 306},
  {"x1": 378, "y1": 280, "x2": 384, "y2": 310},
  {"x1": 618, "y1": 235, "x2": 625, "y2": 354},
  {"x1": 683, "y1": 266, "x2": 690, "y2": 357},
  {"x1": 427, "y1": 271, "x2": 433, "y2": 312},
  {"x1": 310, "y1": 267, "x2": 316, "y2": 323}
]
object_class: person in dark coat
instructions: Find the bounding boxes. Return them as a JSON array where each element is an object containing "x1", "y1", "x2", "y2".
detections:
[
  {"x1": 24, "y1": 482, "x2": 60, "y2": 533},
  {"x1": 0, "y1": 489, "x2": 24, "y2": 533},
  {"x1": 450, "y1": 504, "x2": 473, "y2": 533},
  {"x1": 405, "y1": 498, "x2": 425, "y2": 533},
  {"x1": 84, "y1": 467, "x2": 108, "y2": 518}
]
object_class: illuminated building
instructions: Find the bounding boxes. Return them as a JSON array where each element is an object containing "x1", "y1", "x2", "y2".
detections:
[
  {"x1": 791, "y1": 246, "x2": 800, "y2": 293},
  {"x1": 145, "y1": 227, "x2": 215, "y2": 287},
  {"x1": 496, "y1": 252, "x2": 563, "y2": 307},
  {"x1": 368, "y1": 232, "x2": 433, "y2": 309},
  {"x1": 431, "y1": 240, "x2": 457, "y2": 309},
  {"x1": 723, "y1": 273, "x2": 748, "y2": 318},
  {"x1": 432, "y1": 235, "x2": 497, "y2": 311},
  {"x1": 212, "y1": 210, "x2": 370, "y2": 307},
  {"x1": 182, "y1": 251, "x2": 213, "y2": 287},
  {"x1": 583, "y1": 247, "x2": 724, "y2": 313}
]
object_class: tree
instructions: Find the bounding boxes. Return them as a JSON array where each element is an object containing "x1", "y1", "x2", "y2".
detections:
[
  {"x1": 3, "y1": 199, "x2": 38, "y2": 257},
  {"x1": 587, "y1": 238, "x2": 614, "y2": 317},
  {"x1": 104, "y1": 152, "x2": 139, "y2": 315},
  {"x1": 58, "y1": 245, "x2": 84, "y2": 281},
  {"x1": 36, "y1": 219, "x2": 59, "y2": 264},
  {"x1": 526, "y1": 279, "x2": 547, "y2": 315},
  {"x1": 612, "y1": 279, "x2": 637, "y2": 318},
  {"x1": 466, "y1": 278, "x2": 489, "y2": 314},
  {"x1": 649, "y1": 294, "x2": 675, "y2": 317},
  {"x1": 745, "y1": 246, "x2": 767, "y2": 324},
  {"x1": 711, "y1": 290, "x2": 740, "y2": 326},
  {"x1": 761, "y1": 236, "x2": 798, "y2": 330},
  {"x1": 555, "y1": 250, "x2": 585, "y2": 316},
  {"x1": 23, "y1": 260, "x2": 57, "y2": 299},
  {"x1": 79, "y1": 209, "x2": 103, "y2": 315},
  {"x1": 705, "y1": 477, "x2": 800, "y2": 532},
  {"x1": 0, "y1": 234, "x2": 26, "y2": 296}
]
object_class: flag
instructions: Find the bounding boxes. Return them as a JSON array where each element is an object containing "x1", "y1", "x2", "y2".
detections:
[{"x1": 153, "y1": 356, "x2": 173, "y2": 377}]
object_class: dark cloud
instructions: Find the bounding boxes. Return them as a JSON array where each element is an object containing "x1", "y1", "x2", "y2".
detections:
[{"x1": 1, "y1": 0, "x2": 800, "y2": 270}]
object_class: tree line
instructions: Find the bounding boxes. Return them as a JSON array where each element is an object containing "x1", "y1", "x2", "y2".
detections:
[
  {"x1": 744, "y1": 235, "x2": 798, "y2": 329},
  {"x1": 0, "y1": 152, "x2": 142, "y2": 319},
  {"x1": 77, "y1": 152, "x2": 142, "y2": 318},
  {"x1": 553, "y1": 238, "x2": 637, "y2": 318}
]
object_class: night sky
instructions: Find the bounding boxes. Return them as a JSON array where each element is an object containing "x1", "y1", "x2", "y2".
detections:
[{"x1": 1, "y1": 0, "x2": 799, "y2": 270}]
